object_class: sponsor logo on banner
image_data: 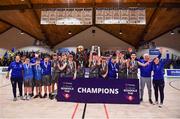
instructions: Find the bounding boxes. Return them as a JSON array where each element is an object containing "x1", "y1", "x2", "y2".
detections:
[
  {"x1": 167, "y1": 69, "x2": 180, "y2": 77},
  {"x1": 149, "y1": 49, "x2": 160, "y2": 55}
]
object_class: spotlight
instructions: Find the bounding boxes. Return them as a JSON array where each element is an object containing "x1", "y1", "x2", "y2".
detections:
[
  {"x1": 119, "y1": 30, "x2": 122, "y2": 35},
  {"x1": 20, "y1": 31, "x2": 24, "y2": 34},
  {"x1": 170, "y1": 30, "x2": 174, "y2": 35},
  {"x1": 68, "y1": 31, "x2": 72, "y2": 35}
]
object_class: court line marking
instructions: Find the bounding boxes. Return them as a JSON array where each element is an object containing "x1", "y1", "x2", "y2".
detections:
[
  {"x1": 71, "y1": 103, "x2": 79, "y2": 119},
  {"x1": 104, "y1": 104, "x2": 110, "y2": 119},
  {"x1": 82, "y1": 103, "x2": 87, "y2": 119},
  {"x1": 0, "y1": 83, "x2": 11, "y2": 88},
  {"x1": 169, "y1": 80, "x2": 180, "y2": 91}
]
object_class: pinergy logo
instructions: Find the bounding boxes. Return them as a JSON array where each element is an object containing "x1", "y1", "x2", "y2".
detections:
[
  {"x1": 63, "y1": 93, "x2": 71, "y2": 99},
  {"x1": 127, "y1": 95, "x2": 134, "y2": 101}
]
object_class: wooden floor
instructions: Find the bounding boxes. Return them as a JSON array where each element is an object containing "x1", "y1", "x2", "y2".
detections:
[{"x1": 0, "y1": 73, "x2": 180, "y2": 119}]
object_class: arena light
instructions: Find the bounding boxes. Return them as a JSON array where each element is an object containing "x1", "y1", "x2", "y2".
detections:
[
  {"x1": 170, "y1": 30, "x2": 175, "y2": 35},
  {"x1": 20, "y1": 31, "x2": 24, "y2": 35},
  {"x1": 68, "y1": 31, "x2": 72, "y2": 35},
  {"x1": 119, "y1": 30, "x2": 123, "y2": 35},
  {"x1": 96, "y1": 8, "x2": 146, "y2": 25},
  {"x1": 41, "y1": 8, "x2": 92, "y2": 25}
]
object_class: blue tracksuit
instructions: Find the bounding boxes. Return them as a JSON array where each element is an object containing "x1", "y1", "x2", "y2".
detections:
[
  {"x1": 33, "y1": 64, "x2": 42, "y2": 80},
  {"x1": 41, "y1": 61, "x2": 51, "y2": 76},
  {"x1": 23, "y1": 64, "x2": 34, "y2": 80},
  {"x1": 8, "y1": 61, "x2": 24, "y2": 79},
  {"x1": 139, "y1": 53, "x2": 162, "y2": 77},
  {"x1": 108, "y1": 59, "x2": 118, "y2": 79},
  {"x1": 8, "y1": 61, "x2": 24, "y2": 98},
  {"x1": 152, "y1": 53, "x2": 169, "y2": 80}
]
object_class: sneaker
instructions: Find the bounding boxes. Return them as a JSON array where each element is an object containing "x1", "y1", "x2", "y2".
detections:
[
  {"x1": 29, "y1": 93, "x2": 33, "y2": 97},
  {"x1": 34, "y1": 95, "x2": 39, "y2": 99},
  {"x1": 140, "y1": 98, "x2": 143, "y2": 102},
  {"x1": 26, "y1": 95, "x2": 31, "y2": 100},
  {"x1": 39, "y1": 94, "x2": 43, "y2": 98},
  {"x1": 20, "y1": 96, "x2": 24, "y2": 100},
  {"x1": 159, "y1": 103, "x2": 163, "y2": 108},
  {"x1": 13, "y1": 97, "x2": 17, "y2": 101},
  {"x1": 43, "y1": 93, "x2": 47, "y2": 98},
  {"x1": 23, "y1": 95, "x2": 27, "y2": 100},
  {"x1": 155, "y1": 101, "x2": 158, "y2": 105},
  {"x1": 51, "y1": 94, "x2": 55, "y2": 100},
  {"x1": 49, "y1": 93, "x2": 53, "y2": 100},
  {"x1": 149, "y1": 99, "x2": 154, "y2": 104},
  {"x1": 50, "y1": 94, "x2": 55, "y2": 100}
]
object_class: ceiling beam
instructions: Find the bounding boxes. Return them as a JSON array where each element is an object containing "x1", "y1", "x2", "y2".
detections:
[
  {"x1": 25, "y1": 0, "x2": 52, "y2": 46},
  {"x1": 53, "y1": 25, "x2": 92, "y2": 48},
  {"x1": 136, "y1": 0, "x2": 162, "y2": 48},
  {"x1": 143, "y1": 25, "x2": 180, "y2": 44},
  {"x1": 0, "y1": 2, "x2": 180, "y2": 10},
  {"x1": 95, "y1": 2, "x2": 180, "y2": 8},
  {"x1": 0, "y1": 25, "x2": 12, "y2": 35},
  {"x1": 95, "y1": 25, "x2": 135, "y2": 47},
  {"x1": 0, "y1": 18, "x2": 42, "y2": 41}
]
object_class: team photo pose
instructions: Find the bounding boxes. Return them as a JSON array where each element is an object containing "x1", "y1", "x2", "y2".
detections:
[
  {"x1": 138, "y1": 50, "x2": 162, "y2": 104},
  {"x1": 6, "y1": 55, "x2": 24, "y2": 101},
  {"x1": 99, "y1": 56, "x2": 108, "y2": 79},
  {"x1": 58, "y1": 53, "x2": 68, "y2": 80},
  {"x1": 65, "y1": 54, "x2": 77, "y2": 79},
  {"x1": 127, "y1": 52, "x2": 150, "y2": 79},
  {"x1": 51, "y1": 53, "x2": 60, "y2": 98},
  {"x1": 152, "y1": 51, "x2": 169, "y2": 108},
  {"x1": 41, "y1": 56, "x2": 52, "y2": 99},
  {"x1": 107, "y1": 54, "x2": 119, "y2": 80},
  {"x1": 23, "y1": 58, "x2": 34, "y2": 100},
  {"x1": 89, "y1": 52, "x2": 100, "y2": 78},
  {"x1": 117, "y1": 52, "x2": 128, "y2": 79},
  {"x1": 33, "y1": 59, "x2": 43, "y2": 98}
]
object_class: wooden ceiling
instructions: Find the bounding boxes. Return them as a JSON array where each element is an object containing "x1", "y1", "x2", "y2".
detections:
[{"x1": 0, "y1": 0, "x2": 180, "y2": 48}]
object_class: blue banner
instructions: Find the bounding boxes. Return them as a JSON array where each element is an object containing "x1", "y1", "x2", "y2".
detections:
[
  {"x1": 167, "y1": 69, "x2": 180, "y2": 77},
  {"x1": 57, "y1": 78, "x2": 140, "y2": 104},
  {"x1": 149, "y1": 49, "x2": 160, "y2": 55}
]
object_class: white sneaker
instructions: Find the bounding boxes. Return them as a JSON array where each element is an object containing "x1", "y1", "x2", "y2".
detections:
[
  {"x1": 26, "y1": 95, "x2": 30, "y2": 100},
  {"x1": 23, "y1": 95, "x2": 27, "y2": 100},
  {"x1": 159, "y1": 103, "x2": 163, "y2": 108},
  {"x1": 13, "y1": 97, "x2": 17, "y2": 101},
  {"x1": 20, "y1": 96, "x2": 24, "y2": 100},
  {"x1": 155, "y1": 101, "x2": 158, "y2": 105}
]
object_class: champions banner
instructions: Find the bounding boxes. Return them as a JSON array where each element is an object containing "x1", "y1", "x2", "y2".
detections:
[{"x1": 57, "y1": 78, "x2": 140, "y2": 104}]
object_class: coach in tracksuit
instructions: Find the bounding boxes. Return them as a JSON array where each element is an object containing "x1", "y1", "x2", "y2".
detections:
[
  {"x1": 153, "y1": 51, "x2": 169, "y2": 108},
  {"x1": 139, "y1": 52, "x2": 161, "y2": 104},
  {"x1": 6, "y1": 55, "x2": 24, "y2": 101}
]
